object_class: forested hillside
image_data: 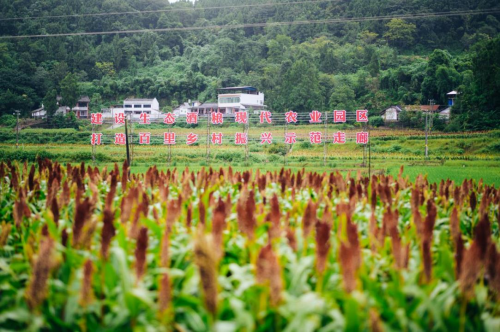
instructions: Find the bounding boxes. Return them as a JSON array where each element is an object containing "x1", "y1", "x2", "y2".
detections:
[{"x1": 1, "y1": 0, "x2": 499, "y2": 130}]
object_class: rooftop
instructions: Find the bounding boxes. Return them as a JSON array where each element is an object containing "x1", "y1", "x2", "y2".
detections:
[
  {"x1": 124, "y1": 98, "x2": 156, "y2": 102},
  {"x1": 190, "y1": 102, "x2": 219, "y2": 109},
  {"x1": 217, "y1": 86, "x2": 257, "y2": 92}
]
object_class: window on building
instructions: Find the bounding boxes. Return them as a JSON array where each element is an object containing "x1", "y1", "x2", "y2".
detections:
[
  {"x1": 143, "y1": 104, "x2": 151, "y2": 108},
  {"x1": 219, "y1": 97, "x2": 240, "y2": 104},
  {"x1": 78, "y1": 102, "x2": 87, "y2": 107},
  {"x1": 125, "y1": 105, "x2": 132, "y2": 108},
  {"x1": 134, "y1": 104, "x2": 142, "y2": 108}
]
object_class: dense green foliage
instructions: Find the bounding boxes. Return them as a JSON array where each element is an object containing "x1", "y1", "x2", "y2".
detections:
[{"x1": 0, "y1": 0, "x2": 500, "y2": 130}]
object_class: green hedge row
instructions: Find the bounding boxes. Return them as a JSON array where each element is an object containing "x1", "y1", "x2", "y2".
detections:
[{"x1": 0, "y1": 149, "x2": 111, "y2": 162}]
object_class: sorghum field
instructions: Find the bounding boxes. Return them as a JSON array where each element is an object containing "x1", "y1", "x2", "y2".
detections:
[{"x1": 0, "y1": 160, "x2": 499, "y2": 331}]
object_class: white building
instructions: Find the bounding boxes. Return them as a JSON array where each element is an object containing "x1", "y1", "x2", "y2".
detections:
[
  {"x1": 173, "y1": 101, "x2": 201, "y2": 116},
  {"x1": 217, "y1": 86, "x2": 266, "y2": 114},
  {"x1": 381, "y1": 106, "x2": 402, "y2": 122},
  {"x1": 103, "y1": 98, "x2": 163, "y2": 120},
  {"x1": 32, "y1": 96, "x2": 90, "y2": 119}
]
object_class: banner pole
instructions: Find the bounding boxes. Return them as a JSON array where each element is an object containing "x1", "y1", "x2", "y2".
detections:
[
  {"x1": 91, "y1": 123, "x2": 96, "y2": 166},
  {"x1": 168, "y1": 125, "x2": 172, "y2": 167},
  {"x1": 206, "y1": 110, "x2": 211, "y2": 166},
  {"x1": 368, "y1": 116, "x2": 371, "y2": 178},
  {"x1": 245, "y1": 111, "x2": 249, "y2": 164},
  {"x1": 130, "y1": 115, "x2": 134, "y2": 166},
  {"x1": 323, "y1": 112, "x2": 328, "y2": 167},
  {"x1": 125, "y1": 115, "x2": 131, "y2": 167},
  {"x1": 284, "y1": 119, "x2": 287, "y2": 167}
]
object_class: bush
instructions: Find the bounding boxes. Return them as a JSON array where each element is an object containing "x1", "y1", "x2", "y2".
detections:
[
  {"x1": 0, "y1": 149, "x2": 58, "y2": 161},
  {"x1": 369, "y1": 116, "x2": 384, "y2": 127},
  {"x1": 267, "y1": 155, "x2": 281, "y2": 162},
  {"x1": 485, "y1": 141, "x2": 500, "y2": 153},
  {"x1": 299, "y1": 141, "x2": 312, "y2": 149},
  {"x1": 388, "y1": 144, "x2": 402, "y2": 152},
  {"x1": 0, "y1": 115, "x2": 17, "y2": 128},
  {"x1": 215, "y1": 151, "x2": 243, "y2": 162},
  {"x1": 268, "y1": 143, "x2": 288, "y2": 156}
]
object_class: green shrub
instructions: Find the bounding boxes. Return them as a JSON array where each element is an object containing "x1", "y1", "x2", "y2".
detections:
[
  {"x1": 267, "y1": 155, "x2": 281, "y2": 162},
  {"x1": 388, "y1": 144, "x2": 402, "y2": 152},
  {"x1": 0, "y1": 115, "x2": 17, "y2": 128},
  {"x1": 215, "y1": 151, "x2": 243, "y2": 162},
  {"x1": 299, "y1": 141, "x2": 312, "y2": 149},
  {"x1": 268, "y1": 143, "x2": 288, "y2": 156}
]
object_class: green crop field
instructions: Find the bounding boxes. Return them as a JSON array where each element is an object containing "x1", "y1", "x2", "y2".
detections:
[{"x1": 0, "y1": 160, "x2": 499, "y2": 331}]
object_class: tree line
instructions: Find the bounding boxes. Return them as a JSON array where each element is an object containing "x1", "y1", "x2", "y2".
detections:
[{"x1": 0, "y1": 0, "x2": 499, "y2": 130}]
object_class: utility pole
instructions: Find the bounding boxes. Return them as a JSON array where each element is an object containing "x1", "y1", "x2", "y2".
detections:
[{"x1": 14, "y1": 110, "x2": 21, "y2": 149}]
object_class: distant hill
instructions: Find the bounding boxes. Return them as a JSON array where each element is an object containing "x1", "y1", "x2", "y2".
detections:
[{"x1": 0, "y1": 0, "x2": 499, "y2": 129}]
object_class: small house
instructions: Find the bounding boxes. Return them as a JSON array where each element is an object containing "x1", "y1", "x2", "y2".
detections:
[
  {"x1": 381, "y1": 106, "x2": 402, "y2": 122},
  {"x1": 173, "y1": 101, "x2": 201, "y2": 116}
]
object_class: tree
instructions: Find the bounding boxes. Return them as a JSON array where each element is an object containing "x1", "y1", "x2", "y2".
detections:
[
  {"x1": 60, "y1": 73, "x2": 79, "y2": 110},
  {"x1": 421, "y1": 50, "x2": 459, "y2": 104},
  {"x1": 281, "y1": 59, "x2": 323, "y2": 113},
  {"x1": 384, "y1": 19, "x2": 416, "y2": 48},
  {"x1": 455, "y1": 36, "x2": 500, "y2": 130},
  {"x1": 329, "y1": 81, "x2": 355, "y2": 111},
  {"x1": 43, "y1": 89, "x2": 58, "y2": 121},
  {"x1": 94, "y1": 62, "x2": 115, "y2": 78}
]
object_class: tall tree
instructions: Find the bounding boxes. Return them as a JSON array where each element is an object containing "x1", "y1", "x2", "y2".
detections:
[
  {"x1": 384, "y1": 19, "x2": 416, "y2": 48},
  {"x1": 60, "y1": 73, "x2": 79, "y2": 110},
  {"x1": 43, "y1": 89, "x2": 58, "y2": 121},
  {"x1": 281, "y1": 59, "x2": 323, "y2": 113}
]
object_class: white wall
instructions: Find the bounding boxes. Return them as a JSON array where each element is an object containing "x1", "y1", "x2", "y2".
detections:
[
  {"x1": 218, "y1": 92, "x2": 265, "y2": 109},
  {"x1": 383, "y1": 108, "x2": 398, "y2": 121}
]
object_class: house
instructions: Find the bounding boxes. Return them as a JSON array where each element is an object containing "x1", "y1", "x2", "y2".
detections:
[
  {"x1": 438, "y1": 107, "x2": 451, "y2": 122},
  {"x1": 173, "y1": 100, "x2": 201, "y2": 116},
  {"x1": 381, "y1": 104, "x2": 445, "y2": 123},
  {"x1": 447, "y1": 90, "x2": 458, "y2": 106},
  {"x1": 102, "y1": 98, "x2": 163, "y2": 120},
  {"x1": 31, "y1": 96, "x2": 90, "y2": 119},
  {"x1": 404, "y1": 105, "x2": 440, "y2": 112},
  {"x1": 217, "y1": 86, "x2": 266, "y2": 114},
  {"x1": 188, "y1": 103, "x2": 219, "y2": 115},
  {"x1": 31, "y1": 107, "x2": 46, "y2": 119},
  {"x1": 179, "y1": 86, "x2": 267, "y2": 117},
  {"x1": 72, "y1": 96, "x2": 90, "y2": 119},
  {"x1": 381, "y1": 106, "x2": 402, "y2": 122}
]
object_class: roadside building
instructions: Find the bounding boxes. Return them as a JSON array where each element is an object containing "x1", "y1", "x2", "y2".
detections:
[
  {"x1": 178, "y1": 86, "x2": 267, "y2": 116},
  {"x1": 381, "y1": 106, "x2": 402, "y2": 122},
  {"x1": 173, "y1": 100, "x2": 201, "y2": 116},
  {"x1": 217, "y1": 86, "x2": 266, "y2": 114},
  {"x1": 102, "y1": 97, "x2": 163, "y2": 121},
  {"x1": 188, "y1": 102, "x2": 219, "y2": 115}
]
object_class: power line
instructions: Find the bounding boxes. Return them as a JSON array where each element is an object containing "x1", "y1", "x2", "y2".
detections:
[
  {"x1": 1, "y1": 8, "x2": 498, "y2": 39},
  {"x1": 0, "y1": 0, "x2": 338, "y2": 22}
]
